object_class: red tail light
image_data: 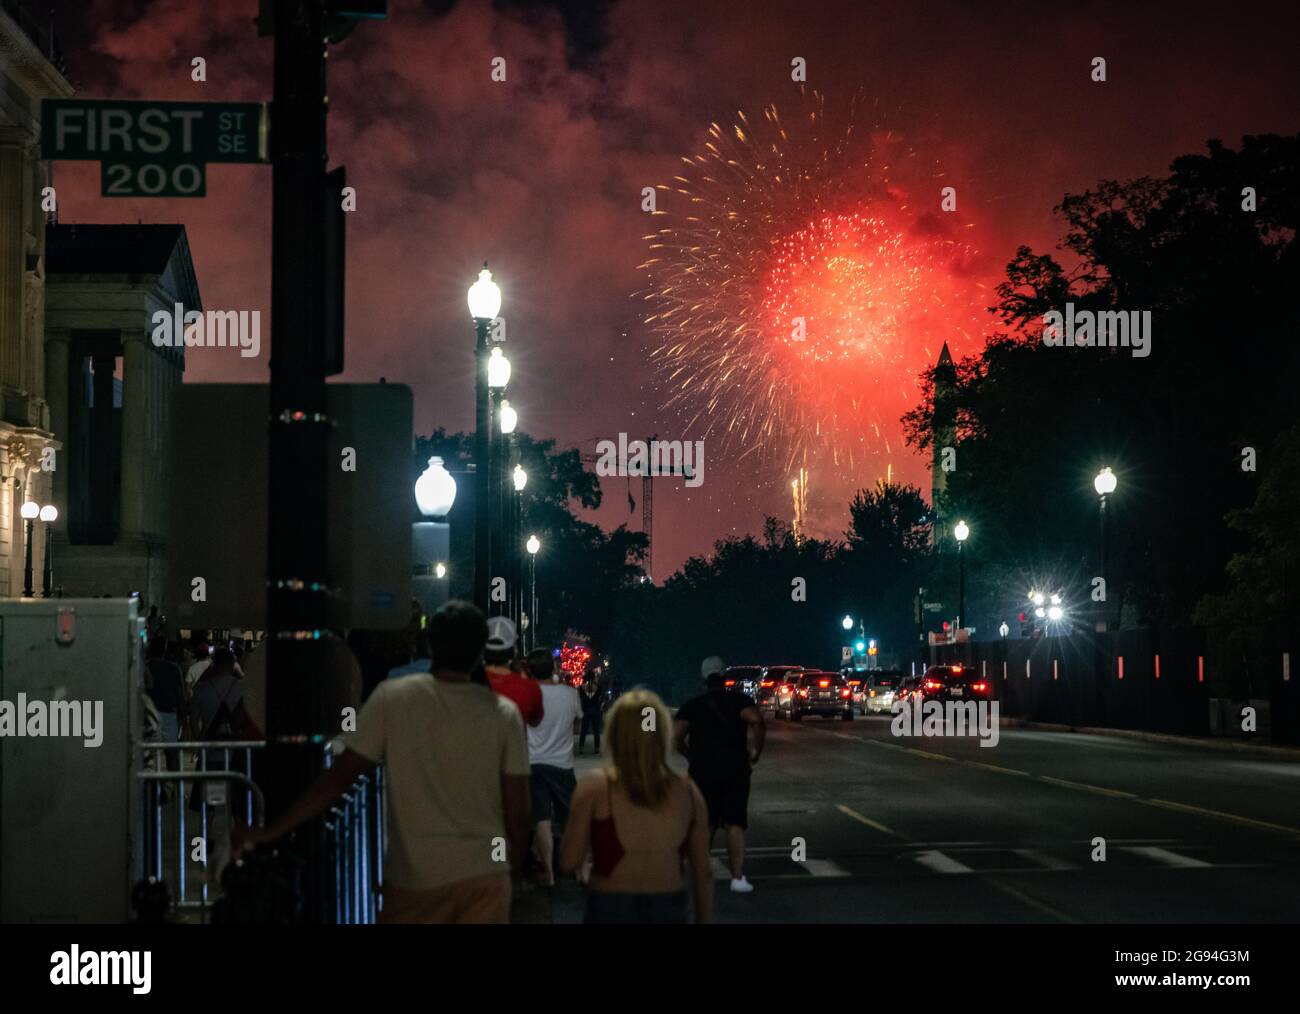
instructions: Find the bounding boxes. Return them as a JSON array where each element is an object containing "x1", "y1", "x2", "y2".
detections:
[
  {"x1": 972, "y1": 681, "x2": 988, "y2": 692},
  {"x1": 924, "y1": 679, "x2": 943, "y2": 690},
  {"x1": 798, "y1": 689, "x2": 808, "y2": 697},
  {"x1": 840, "y1": 689, "x2": 851, "y2": 698},
  {"x1": 819, "y1": 679, "x2": 830, "y2": 688},
  {"x1": 951, "y1": 665, "x2": 963, "y2": 673},
  {"x1": 724, "y1": 680, "x2": 736, "y2": 687},
  {"x1": 761, "y1": 680, "x2": 774, "y2": 687}
]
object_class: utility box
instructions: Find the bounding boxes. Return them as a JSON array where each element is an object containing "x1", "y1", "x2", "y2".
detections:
[{"x1": 0, "y1": 598, "x2": 144, "y2": 922}]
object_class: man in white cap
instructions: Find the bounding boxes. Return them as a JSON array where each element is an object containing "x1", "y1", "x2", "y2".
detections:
[
  {"x1": 484, "y1": 615, "x2": 544, "y2": 728},
  {"x1": 673, "y1": 655, "x2": 765, "y2": 893}
]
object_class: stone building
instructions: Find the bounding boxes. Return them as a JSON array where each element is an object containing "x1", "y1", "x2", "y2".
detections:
[
  {"x1": 44, "y1": 223, "x2": 197, "y2": 604},
  {"x1": 0, "y1": 3, "x2": 71, "y2": 596}
]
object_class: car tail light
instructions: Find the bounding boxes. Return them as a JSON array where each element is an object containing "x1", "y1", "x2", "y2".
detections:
[
  {"x1": 869, "y1": 689, "x2": 876, "y2": 697},
  {"x1": 725, "y1": 680, "x2": 736, "y2": 687},
  {"x1": 951, "y1": 665, "x2": 963, "y2": 673},
  {"x1": 819, "y1": 679, "x2": 830, "y2": 688},
  {"x1": 761, "y1": 680, "x2": 774, "y2": 687},
  {"x1": 798, "y1": 689, "x2": 808, "y2": 697},
  {"x1": 972, "y1": 681, "x2": 988, "y2": 692},
  {"x1": 924, "y1": 679, "x2": 943, "y2": 690},
  {"x1": 840, "y1": 689, "x2": 851, "y2": 698}
]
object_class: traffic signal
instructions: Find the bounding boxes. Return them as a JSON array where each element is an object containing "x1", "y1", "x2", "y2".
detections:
[{"x1": 855, "y1": 640, "x2": 866, "y2": 652}]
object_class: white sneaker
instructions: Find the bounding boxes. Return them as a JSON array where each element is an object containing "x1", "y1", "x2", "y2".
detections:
[{"x1": 730, "y1": 876, "x2": 755, "y2": 894}]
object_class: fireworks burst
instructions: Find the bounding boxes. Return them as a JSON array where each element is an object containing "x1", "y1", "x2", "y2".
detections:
[{"x1": 639, "y1": 91, "x2": 988, "y2": 476}]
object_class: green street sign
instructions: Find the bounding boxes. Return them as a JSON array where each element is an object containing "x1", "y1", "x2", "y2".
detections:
[{"x1": 41, "y1": 100, "x2": 267, "y2": 163}]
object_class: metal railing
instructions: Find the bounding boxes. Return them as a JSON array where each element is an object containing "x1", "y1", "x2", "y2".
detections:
[{"x1": 138, "y1": 739, "x2": 385, "y2": 923}]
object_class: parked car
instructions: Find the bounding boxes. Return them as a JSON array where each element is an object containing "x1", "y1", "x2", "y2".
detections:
[
  {"x1": 722, "y1": 665, "x2": 762, "y2": 699},
  {"x1": 778, "y1": 671, "x2": 854, "y2": 722},
  {"x1": 760, "y1": 665, "x2": 804, "y2": 712}
]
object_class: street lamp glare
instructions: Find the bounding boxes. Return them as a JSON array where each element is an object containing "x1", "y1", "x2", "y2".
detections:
[
  {"x1": 1050, "y1": 592, "x2": 1062, "y2": 606},
  {"x1": 1032, "y1": 591, "x2": 1045, "y2": 606},
  {"x1": 842, "y1": 615, "x2": 854, "y2": 631},
  {"x1": 954, "y1": 519, "x2": 970, "y2": 543},
  {"x1": 1034, "y1": 606, "x2": 1046, "y2": 619},
  {"x1": 20, "y1": 500, "x2": 39, "y2": 520},
  {"x1": 513, "y1": 464, "x2": 527, "y2": 491},
  {"x1": 467, "y1": 264, "x2": 502, "y2": 321},
  {"x1": 1094, "y1": 466, "x2": 1117, "y2": 497},
  {"x1": 1048, "y1": 604, "x2": 1064, "y2": 621},
  {"x1": 499, "y1": 399, "x2": 517, "y2": 434},
  {"x1": 487, "y1": 346, "x2": 511, "y2": 389},
  {"x1": 39, "y1": 505, "x2": 57, "y2": 522},
  {"x1": 414, "y1": 456, "x2": 457, "y2": 518},
  {"x1": 434, "y1": 562, "x2": 447, "y2": 579},
  {"x1": 526, "y1": 534, "x2": 540, "y2": 555}
]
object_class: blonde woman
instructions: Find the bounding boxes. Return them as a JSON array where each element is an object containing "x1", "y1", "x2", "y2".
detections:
[{"x1": 558, "y1": 689, "x2": 713, "y2": 924}]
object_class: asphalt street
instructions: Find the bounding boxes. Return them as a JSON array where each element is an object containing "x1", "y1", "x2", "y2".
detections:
[{"x1": 542, "y1": 713, "x2": 1300, "y2": 923}]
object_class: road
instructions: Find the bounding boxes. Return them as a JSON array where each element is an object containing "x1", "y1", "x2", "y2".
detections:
[{"x1": 545, "y1": 713, "x2": 1300, "y2": 923}]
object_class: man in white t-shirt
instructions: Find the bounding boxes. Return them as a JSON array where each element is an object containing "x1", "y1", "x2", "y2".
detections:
[
  {"x1": 524, "y1": 648, "x2": 582, "y2": 887},
  {"x1": 233, "y1": 601, "x2": 531, "y2": 923}
]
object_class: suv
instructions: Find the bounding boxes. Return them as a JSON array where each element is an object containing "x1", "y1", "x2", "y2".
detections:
[
  {"x1": 722, "y1": 666, "x2": 762, "y2": 699},
  {"x1": 780, "y1": 671, "x2": 854, "y2": 722},
  {"x1": 759, "y1": 665, "x2": 804, "y2": 712},
  {"x1": 864, "y1": 670, "x2": 903, "y2": 713},
  {"x1": 913, "y1": 664, "x2": 991, "y2": 704}
]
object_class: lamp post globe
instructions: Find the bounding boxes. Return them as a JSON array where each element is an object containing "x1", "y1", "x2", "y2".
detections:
[
  {"x1": 499, "y1": 399, "x2": 517, "y2": 434},
  {"x1": 467, "y1": 264, "x2": 502, "y2": 321},
  {"x1": 20, "y1": 500, "x2": 38, "y2": 520},
  {"x1": 1094, "y1": 466, "x2": 1117, "y2": 497},
  {"x1": 954, "y1": 519, "x2": 970, "y2": 543},
  {"x1": 513, "y1": 464, "x2": 527, "y2": 492},
  {"x1": 842, "y1": 614, "x2": 853, "y2": 631},
  {"x1": 527, "y1": 534, "x2": 540, "y2": 555},
  {"x1": 414, "y1": 456, "x2": 457, "y2": 519},
  {"x1": 488, "y1": 347, "x2": 511, "y2": 389}
]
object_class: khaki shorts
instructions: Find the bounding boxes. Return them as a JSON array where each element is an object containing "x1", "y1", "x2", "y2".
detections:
[{"x1": 378, "y1": 871, "x2": 512, "y2": 924}]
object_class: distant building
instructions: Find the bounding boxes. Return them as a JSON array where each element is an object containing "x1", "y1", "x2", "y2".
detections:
[
  {"x1": 929, "y1": 341, "x2": 957, "y2": 539},
  {"x1": 0, "y1": 3, "x2": 72, "y2": 596},
  {"x1": 44, "y1": 224, "x2": 199, "y2": 604}
]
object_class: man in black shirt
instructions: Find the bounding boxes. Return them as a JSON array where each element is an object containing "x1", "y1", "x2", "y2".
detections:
[
  {"x1": 674, "y1": 656, "x2": 765, "y2": 893},
  {"x1": 144, "y1": 637, "x2": 186, "y2": 771}
]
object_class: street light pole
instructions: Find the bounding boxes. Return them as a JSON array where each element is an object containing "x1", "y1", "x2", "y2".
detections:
[
  {"x1": 526, "y1": 534, "x2": 540, "y2": 651},
  {"x1": 1094, "y1": 467, "x2": 1117, "y2": 630},
  {"x1": 40, "y1": 504, "x2": 57, "y2": 597},
  {"x1": 468, "y1": 265, "x2": 502, "y2": 612},
  {"x1": 20, "y1": 498, "x2": 38, "y2": 598},
  {"x1": 954, "y1": 520, "x2": 970, "y2": 631}
]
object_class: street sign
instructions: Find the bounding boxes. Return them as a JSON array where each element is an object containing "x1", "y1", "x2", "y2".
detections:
[
  {"x1": 924, "y1": 602, "x2": 943, "y2": 612},
  {"x1": 41, "y1": 99, "x2": 268, "y2": 197},
  {"x1": 841, "y1": 646, "x2": 852, "y2": 663}
]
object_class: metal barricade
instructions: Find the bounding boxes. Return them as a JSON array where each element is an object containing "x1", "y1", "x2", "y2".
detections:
[{"x1": 138, "y1": 739, "x2": 385, "y2": 923}]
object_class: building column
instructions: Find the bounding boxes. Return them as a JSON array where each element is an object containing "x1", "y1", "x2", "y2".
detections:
[{"x1": 121, "y1": 338, "x2": 148, "y2": 539}]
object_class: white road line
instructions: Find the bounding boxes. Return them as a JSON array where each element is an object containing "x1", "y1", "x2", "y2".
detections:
[
  {"x1": 1120, "y1": 846, "x2": 1212, "y2": 868},
  {"x1": 802, "y1": 859, "x2": 851, "y2": 877},
  {"x1": 1012, "y1": 848, "x2": 1075, "y2": 871},
  {"x1": 913, "y1": 849, "x2": 974, "y2": 874}
]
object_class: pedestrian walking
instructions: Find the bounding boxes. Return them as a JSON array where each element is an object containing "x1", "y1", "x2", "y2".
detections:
[
  {"x1": 484, "y1": 616, "x2": 544, "y2": 727},
  {"x1": 559, "y1": 689, "x2": 712, "y2": 924},
  {"x1": 234, "y1": 601, "x2": 532, "y2": 924},
  {"x1": 144, "y1": 636, "x2": 186, "y2": 772},
  {"x1": 578, "y1": 677, "x2": 603, "y2": 754},
  {"x1": 523, "y1": 647, "x2": 582, "y2": 887},
  {"x1": 673, "y1": 656, "x2": 765, "y2": 894}
]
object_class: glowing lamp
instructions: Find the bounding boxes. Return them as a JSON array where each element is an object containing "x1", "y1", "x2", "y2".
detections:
[
  {"x1": 487, "y1": 346, "x2": 511, "y2": 389},
  {"x1": 467, "y1": 264, "x2": 502, "y2": 321},
  {"x1": 1094, "y1": 467, "x2": 1117, "y2": 497},
  {"x1": 414, "y1": 456, "x2": 456, "y2": 518}
]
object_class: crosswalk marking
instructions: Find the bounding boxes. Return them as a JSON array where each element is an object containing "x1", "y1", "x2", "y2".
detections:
[
  {"x1": 913, "y1": 849, "x2": 973, "y2": 874},
  {"x1": 1012, "y1": 848, "x2": 1075, "y2": 871},
  {"x1": 1120, "y1": 846, "x2": 1211, "y2": 868},
  {"x1": 802, "y1": 859, "x2": 850, "y2": 877}
]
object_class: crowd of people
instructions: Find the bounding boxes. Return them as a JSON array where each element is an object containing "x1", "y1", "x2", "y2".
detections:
[{"x1": 231, "y1": 599, "x2": 768, "y2": 924}]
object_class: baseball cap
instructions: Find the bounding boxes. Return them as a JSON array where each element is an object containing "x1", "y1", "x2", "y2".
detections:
[
  {"x1": 486, "y1": 616, "x2": 518, "y2": 652},
  {"x1": 700, "y1": 655, "x2": 725, "y2": 678}
]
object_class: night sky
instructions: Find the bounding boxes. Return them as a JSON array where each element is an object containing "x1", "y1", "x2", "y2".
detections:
[{"x1": 44, "y1": 0, "x2": 1300, "y2": 578}]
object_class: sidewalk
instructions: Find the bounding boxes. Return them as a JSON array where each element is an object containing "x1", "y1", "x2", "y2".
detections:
[{"x1": 999, "y1": 717, "x2": 1300, "y2": 760}]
